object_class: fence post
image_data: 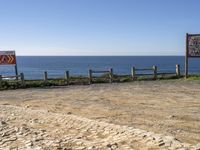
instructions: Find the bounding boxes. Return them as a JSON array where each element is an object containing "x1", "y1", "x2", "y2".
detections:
[
  {"x1": 44, "y1": 71, "x2": 48, "y2": 82},
  {"x1": 109, "y1": 68, "x2": 113, "y2": 83},
  {"x1": 176, "y1": 64, "x2": 180, "y2": 77},
  {"x1": 153, "y1": 65, "x2": 157, "y2": 80},
  {"x1": 88, "y1": 69, "x2": 92, "y2": 84},
  {"x1": 20, "y1": 73, "x2": 25, "y2": 86},
  {"x1": 131, "y1": 67, "x2": 136, "y2": 80},
  {"x1": 0, "y1": 75, "x2": 2, "y2": 85},
  {"x1": 65, "y1": 71, "x2": 69, "y2": 85}
]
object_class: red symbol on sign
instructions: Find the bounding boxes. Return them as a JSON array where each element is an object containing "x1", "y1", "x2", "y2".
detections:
[{"x1": 0, "y1": 56, "x2": 7, "y2": 64}]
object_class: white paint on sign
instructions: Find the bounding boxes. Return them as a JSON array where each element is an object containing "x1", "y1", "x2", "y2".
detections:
[
  {"x1": 0, "y1": 51, "x2": 15, "y2": 55},
  {"x1": 188, "y1": 36, "x2": 200, "y2": 57}
]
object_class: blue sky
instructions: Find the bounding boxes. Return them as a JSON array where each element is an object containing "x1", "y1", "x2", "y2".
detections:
[{"x1": 0, "y1": 0, "x2": 200, "y2": 56}]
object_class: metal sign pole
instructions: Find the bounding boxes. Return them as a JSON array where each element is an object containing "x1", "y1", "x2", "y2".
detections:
[
  {"x1": 15, "y1": 64, "x2": 18, "y2": 80},
  {"x1": 185, "y1": 33, "x2": 189, "y2": 78},
  {"x1": 14, "y1": 51, "x2": 18, "y2": 80}
]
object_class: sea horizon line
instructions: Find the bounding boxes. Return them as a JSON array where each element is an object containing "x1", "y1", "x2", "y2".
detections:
[{"x1": 16, "y1": 55, "x2": 185, "y2": 57}]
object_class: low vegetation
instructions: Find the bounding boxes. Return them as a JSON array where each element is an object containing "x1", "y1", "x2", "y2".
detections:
[
  {"x1": 0, "y1": 74, "x2": 198, "y2": 90},
  {"x1": 187, "y1": 74, "x2": 200, "y2": 80}
]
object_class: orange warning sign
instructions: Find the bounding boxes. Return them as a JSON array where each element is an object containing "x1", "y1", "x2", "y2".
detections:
[{"x1": 0, "y1": 51, "x2": 16, "y2": 65}]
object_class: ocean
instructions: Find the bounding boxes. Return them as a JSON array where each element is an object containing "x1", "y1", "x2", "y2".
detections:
[{"x1": 0, "y1": 56, "x2": 200, "y2": 79}]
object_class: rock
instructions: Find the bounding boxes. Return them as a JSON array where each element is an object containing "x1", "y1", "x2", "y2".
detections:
[
  {"x1": 111, "y1": 143, "x2": 118, "y2": 149},
  {"x1": 107, "y1": 143, "x2": 118, "y2": 149},
  {"x1": 75, "y1": 146, "x2": 86, "y2": 150},
  {"x1": 164, "y1": 136, "x2": 177, "y2": 141},
  {"x1": 107, "y1": 144, "x2": 112, "y2": 148},
  {"x1": 169, "y1": 115, "x2": 176, "y2": 119},
  {"x1": 76, "y1": 141, "x2": 83, "y2": 145},
  {"x1": 158, "y1": 142, "x2": 165, "y2": 147},
  {"x1": 26, "y1": 141, "x2": 33, "y2": 147},
  {"x1": 67, "y1": 112, "x2": 72, "y2": 115},
  {"x1": 88, "y1": 146, "x2": 95, "y2": 150},
  {"x1": 18, "y1": 126, "x2": 30, "y2": 135},
  {"x1": 34, "y1": 137, "x2": 44, "y2": 142},
  {"x1": 171, "y1": 141, "x2": 183, "y2": 148},
  {"x1": 14, "y1": 127, "x2": 19, "y2": 132},
  {"x1": 2, "y1": 132, "x2": 8, "y2": 137},
  {"x1": 39, "y1": 129, "x2": 46, "y2": 132},
  {"x1": 0, "y1": 120, "x2": 7, "y2": 126},
  {"x1": 194, "y1": 143, "x2": 200, "y2": 150},
  {"x1": 9, "y1": 146, "x2": 18, "y2": 150},
  {"x1": 1, "y1": 137, "x2": 17, "y2": 145},
  {"x1": 33, "y1": 119, "x2": 39, "y2": 123},
  {"x1": 76, "y1": 136, "x2": 83, "y2": 139},
  {"x1": 55, "y1": 139, "x2": 62, "y2": 144}
]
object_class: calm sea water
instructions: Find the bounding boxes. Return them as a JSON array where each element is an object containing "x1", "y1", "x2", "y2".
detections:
[{"x1": 0, "y1": 56, "x2": 200, "y2": 79}]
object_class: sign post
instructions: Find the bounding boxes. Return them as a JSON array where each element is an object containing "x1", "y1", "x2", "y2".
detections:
[
  {"x1": 0, "y1": 51, "x2": 18, "y2": 80},
  {"x1": 185, "y1": 33, "x2": 200, "y2": 78},
  {"x1": 185, "y1": 33, "x2": 189, "y2": 78},
  {"x1": 15, "y1": 63, "x2": 18, "y2": 80}
]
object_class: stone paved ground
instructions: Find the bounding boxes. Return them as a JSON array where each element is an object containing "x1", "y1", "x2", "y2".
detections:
[{"x1": 0, "y1": 105, "x2": 199, "y2": 150}]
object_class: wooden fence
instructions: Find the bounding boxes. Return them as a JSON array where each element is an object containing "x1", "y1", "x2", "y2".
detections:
[
  {"x1": 0, "y1": 73, "x2": 25, "y2": 86},
  {"x1": 88, "y1": 68, "x2": 113, "y2": 84},
  {"x1": 0, "y1": 64, "x2": 181, "y2": 86},
  {"x1": 43, "y1": 71, "x2": 70, "y2": 85},
  {"x1": 131, "y1": 64, "x2": 180, "y2": 80}
]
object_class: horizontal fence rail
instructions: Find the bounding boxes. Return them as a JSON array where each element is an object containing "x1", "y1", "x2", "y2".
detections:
[
  {"x1": 0, "y1": 73, "x2": 25, "y2": 86},
  {"x1": 88, "y1": 68, "x2": 113, "y2": 84},
  {"x1": 131, "y1": 64, "x2": 180, "y2": 80},
  {"x1": 1, "y1": 75, "x2": 21, "y2": 79},
  {"x1": 91, "y1": 70, "x2": 110, "y2": 73},
  {"x1": 135, "y1": 68, "x2": 154, "y2": 71}
]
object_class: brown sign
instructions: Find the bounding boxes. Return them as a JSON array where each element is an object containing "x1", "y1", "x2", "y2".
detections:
[
  {"x1": 0, "y1": 51, "x2": 16, "y2": 65},
  {"x1": 188, "y1": 35, "x2": 200, "y2": 57}
]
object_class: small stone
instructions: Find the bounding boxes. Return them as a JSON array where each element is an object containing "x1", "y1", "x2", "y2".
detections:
[
  {"x1": 0, "y1": 120, "x2": 6, "y2": 126},
  {"x1": 88, "y1": 146, "x2": 95, "y2": 150},
  {"x1": 67, "y1": 112, "x2": 72, "y2": 115},
  {"x1": 26, "y1": 141, "x2": 33, "y2": 147},
  {"x1": 64, "y1": 148, "x2": 72, "y2": 150},
  {"x1": 111, "y1": 143, "x2": 118, "y2": 149},
  {"x1": 33, "y1": 119, "x2": 39, "y2": 123},
  {"x1": 164, "y1": 136, "x2": 176, "y2": 141},
  {"x1": 39, "y1": 129, "x2": 46, "y2": 132},
  {"x1": 2, "y1": 132, "x2": 8, "y2": 137},
  {"x1": 34, "y1": 137, "x2": 44, "y2": 142},
  {"x1": 76, "y1": 141, "x2": 83, "y2": 145},
  {"x1": 169, "y1": 115, "x2": 176, "y2": 119},
  {"x1": 107, "y1": 144, "x2": 112, "y2": 148},
  {"x1": 14, "y1": 127, "x2": 19, "y2": 132},
  {"x1": 75, "y1": 146, "x2": 85, "y2": 150},
  {"x1": 171, "y1": 141, "x2": 182, "y2": 148},
  {"x1": 9, "y1": 146, "x2": 18, "y2": 150},
  {"x1": 158, "y1": 142, "x2": 165, "y2": 147},
  {"x1": 194, "y1": 143, "x2": 200, "y2": 150}
]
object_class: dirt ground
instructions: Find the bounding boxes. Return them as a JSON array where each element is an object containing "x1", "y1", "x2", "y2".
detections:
[{"x1": 0, "y1": 80, "x2": 200, "y2": 149}]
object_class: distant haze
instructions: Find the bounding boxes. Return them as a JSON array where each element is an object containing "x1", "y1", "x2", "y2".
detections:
[{"x1": 0, "y1": 0, "x2": 199, "y2": 56}]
